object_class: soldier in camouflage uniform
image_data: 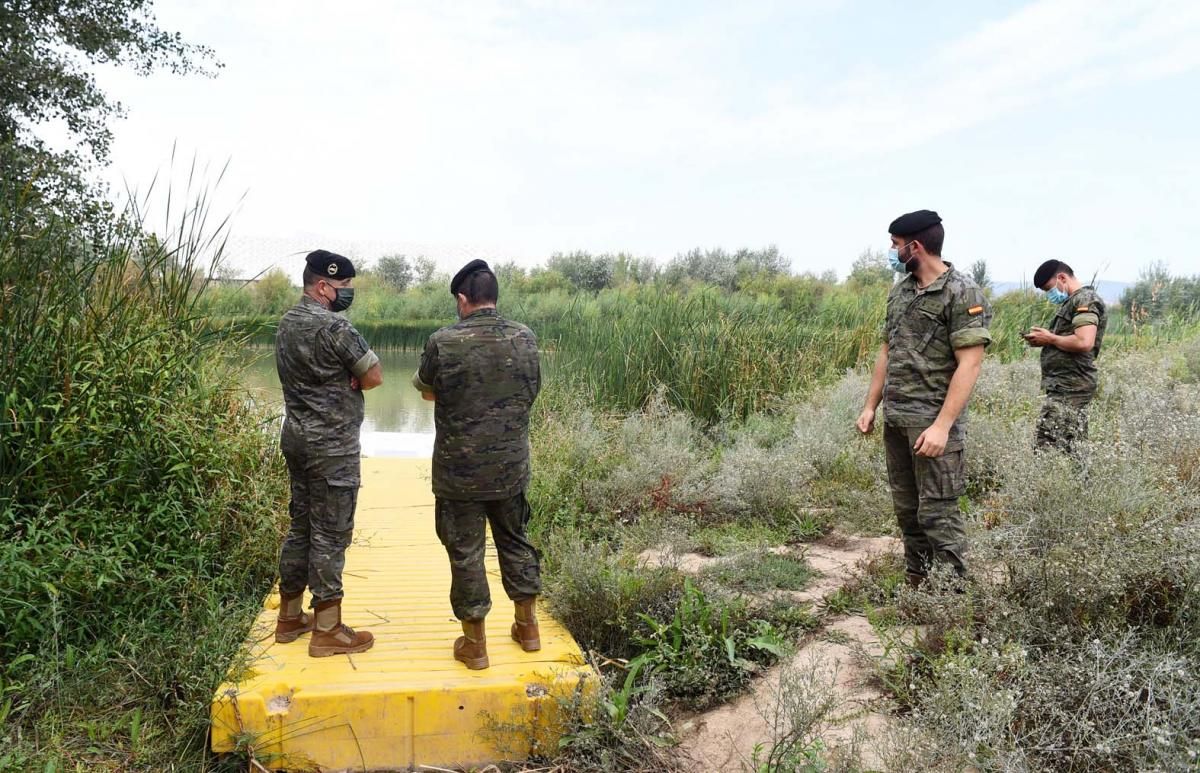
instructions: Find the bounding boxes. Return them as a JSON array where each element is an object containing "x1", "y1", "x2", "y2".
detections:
[
  {"x1": 1024, "y1": 259, "x2": 1107, "y2": 458},
  {"x1": 274, "y1": 249, "x2": 382, "y2": 657},
  {"x1": 856, "y1": 211, "x2": 992, "y2": 588},
  {"x1": 413, "y1": 260, "x2": 542, "y2": 670}
]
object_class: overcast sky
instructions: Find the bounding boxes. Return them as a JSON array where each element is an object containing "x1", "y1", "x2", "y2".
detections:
[{"x1": 94, "y1": 0, "x2": 1200, "y2": 282}]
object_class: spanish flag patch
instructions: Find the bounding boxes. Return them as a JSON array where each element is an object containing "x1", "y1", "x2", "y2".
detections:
[
  {"x1": 968, "y1": 305, "x2": 984, "y2": 316},
  {"x1": 1077, "y1": 306, "x2": 1090, "y2": 312}
]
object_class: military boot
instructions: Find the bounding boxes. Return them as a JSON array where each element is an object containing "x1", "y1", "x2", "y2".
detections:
[
  {"x1": 905, "y1": 572, "x2": 925, "y2": 590},
  {"x1": 308, "y1": 599, "x2": 374, "y2": 657},
  {"x1": 454, "y1": 619, "x2": 489, "y2": 670},
  {"x1": 274, "y1": 589, "x2": 313, "y2": 644},
  {"x1": 511, "y1": 597, "x2": 541, "y2": 652}
]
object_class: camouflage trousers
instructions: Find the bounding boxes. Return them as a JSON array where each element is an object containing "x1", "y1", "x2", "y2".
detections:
[
  {"x1": 1035, "y1": 393, "x2": 1092, "y2": 458},
  {"x1": 435, "y1": 492, "x2": 542, "y2": 622},
  {"x1": 883, "y1": 422, "x2": 968, "y2": 579},
  {"x1": 278, "y1": 429, "x2": 360, "y2": 605}
]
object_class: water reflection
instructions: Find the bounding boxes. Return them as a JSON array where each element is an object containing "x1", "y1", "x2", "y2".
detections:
[{"x1": 239, "y1": 349, "x2": 435, "y2": 435}]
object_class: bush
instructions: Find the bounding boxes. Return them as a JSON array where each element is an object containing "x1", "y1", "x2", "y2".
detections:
[
  {"x1": 0, "y1": 179, "x2": 288, "y2": 767},
  {"x1": 702, "y1": 551, "x2": 814, "y2": 593},
  {"x1": 543, "y1": 538, "x2": 686, "y2": 660}
]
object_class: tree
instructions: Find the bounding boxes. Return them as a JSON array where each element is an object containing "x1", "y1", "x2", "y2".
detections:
[
  {"x1": 613, "y1": 253, "x2": 657, "y2": 285},
  {"x1": 847, "y1": 249, "x2": 892, "y2": 287},
  {"x1": 546, "y1": 251, "x2": 615, "y2": 292},
  {"x1": 970, "y1": 259, "x2": 993, "y2": 292},
  {"x1": 252, "y1": 268, "x2": 296, "y2": 315},
  {"x1": 412, "y1": 256, "x2": 437, "y2": 286},
  {"x1": 663, "y1": 246, "x2": 788, "y2": 291},
  {"x1": 374, "y1": 254, "x2": 413, "y2": 290},
  {"x1": 663, "y1": 247, "x2": 737, "y2": 290},
  {"x1": 1, "y1": 0, "x2": 220, "y2": 210}
]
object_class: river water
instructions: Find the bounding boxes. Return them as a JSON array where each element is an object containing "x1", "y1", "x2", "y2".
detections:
[{"x1": 241, "y1": 349, "x2": 436, "y2": 456}]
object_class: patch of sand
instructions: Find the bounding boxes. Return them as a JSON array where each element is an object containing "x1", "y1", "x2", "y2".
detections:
[{"x1": 678, "y1": 534, "x2": 901, "y2": 771}]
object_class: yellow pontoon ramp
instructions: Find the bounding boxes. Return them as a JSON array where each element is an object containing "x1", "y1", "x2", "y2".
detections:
[{"x1": 211, "y1": 457, "x2": 595, "y2": 771}]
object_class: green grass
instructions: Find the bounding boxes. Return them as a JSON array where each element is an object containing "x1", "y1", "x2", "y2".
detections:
[
  {"x1": 1, "y1": 172, "x2": 287, "y2": 769},
  {"x1": 702, "y1": 551, "x2": 814, "y2": 593}
]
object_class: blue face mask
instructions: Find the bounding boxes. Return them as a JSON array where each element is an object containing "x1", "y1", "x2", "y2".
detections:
[
  {"x1": 888, "y1": 241, "x2": 915, "y2": 273},
  {"x1": 1046, "y1": 287, "x2": 1069, "y2": 304}
]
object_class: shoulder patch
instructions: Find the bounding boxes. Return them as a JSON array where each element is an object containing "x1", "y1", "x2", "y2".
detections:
[
  {"x1": 1076, "y1": 306, "x2": 1090, "y2": 312},
  {"x1": 968, "y1": 305, "x2": 984, "y2": 316}
]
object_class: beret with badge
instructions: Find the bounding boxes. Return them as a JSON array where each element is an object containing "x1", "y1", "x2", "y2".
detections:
[{"x1": 306, "y1": 249, "x2": 356, "y2": 279}]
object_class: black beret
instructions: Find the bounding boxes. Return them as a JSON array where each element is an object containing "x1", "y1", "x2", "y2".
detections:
[
  {"x1": 450, "y1": 259, "x2": 491, "y2": 296},
  {"x1": 305, "y1": 249, "x2": 356, "y2": 279},
  {"x1": 888, "y1": 210, "x2": 942, "y2": 237},
  {"x1": 1033, "y1": 260, "x2": 1065, "y2": 289}
]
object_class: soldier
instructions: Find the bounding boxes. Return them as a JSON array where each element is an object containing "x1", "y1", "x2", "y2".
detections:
[
  {"x1": 274, "y1": 249, "x2": 382, "y2": 657},
  {"x1": 1023, "y1": 260, "x2": 1107, "y2": 457},
  {"x1": 412, "y1": 260, "x2": 542, "y2": 670},
  {"x1": 856, "y1": 211, "x2": 992, "y2": 588}
]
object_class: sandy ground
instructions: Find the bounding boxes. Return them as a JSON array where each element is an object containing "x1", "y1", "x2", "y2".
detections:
[{"x1": 641, "y1": 535, "x2": 902, "y2": 771}]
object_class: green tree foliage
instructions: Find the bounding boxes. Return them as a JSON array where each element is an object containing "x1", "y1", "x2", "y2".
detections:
[
  {"x1": 412, "y1": 255, "x2": 437, "y2": 286},
  {"x1": 1, "y1": 0, "x2": 219, "y2": 210},
  {"x1": 251, "y1": 267, "x2": 296, "y2": 315},
  {"x1": 1120, "y1": 262, "x2": 1200, "y2": 321},
  {"x1": 613, "y1": 253, "x2": 657, "y2": 285},
  {"x1": 970, "y1": 258, "x2": 993, "y2": 292},
  {"x1": 847, "y1": 248, "x2": 892, "y2": 288},
  {"x1": 663, "y1": 246, "x2": 787, "y2": 291},
  {"x1": 374, "y1": 254, "x2": 414, "y2": 290},
  {"x1": 547, "y1": 250, "x2": 616, "y2": 292}
]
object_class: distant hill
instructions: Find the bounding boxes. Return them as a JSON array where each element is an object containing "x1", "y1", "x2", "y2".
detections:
[{"x1": 993, "y1": 280, "x2": 1130, "y2": 303}]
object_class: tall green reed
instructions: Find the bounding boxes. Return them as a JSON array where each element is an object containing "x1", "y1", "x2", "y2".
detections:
[{"x1": 0, "y1": 159, "x2": 287, "y2": 767}]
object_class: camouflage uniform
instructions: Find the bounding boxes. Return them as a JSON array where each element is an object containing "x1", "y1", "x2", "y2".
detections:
[
  {"x1": 1036, "y1": 286, "x2": 1107, "y2": 456},
  {"x1": 276, "y1": 296, "x2": 379, "y2": 605},
  {"x1": 882, "y1": 265, "x2": 992, "y2": 579},
  {"x1": 414, "y1": 308, "x2": 542, "y2": 622}
]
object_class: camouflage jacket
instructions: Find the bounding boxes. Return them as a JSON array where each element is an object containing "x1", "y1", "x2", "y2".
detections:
[
  {"x1": 413, "y1": 308, "x2": 541, "y2": 500},
  {"x1": 1040, "y1": 286, "x2": 1106, "y2": 396},
  {"x1": 276, "y1": 296, "x2": 379, "y2": 460},
  {"x1": 883, "y1": 264, "x2": 992, "y2": 427}
]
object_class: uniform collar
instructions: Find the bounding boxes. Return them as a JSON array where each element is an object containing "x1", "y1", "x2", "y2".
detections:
[
  {"x1": 299, "y1": 295, "x2": 329, "y2": 311},
  {"x1": 461, "y1": 307, "x2": 499, "y2": 321},
  {"x1": 900, "y1": 262, "x2": 955, "y2": 293}
]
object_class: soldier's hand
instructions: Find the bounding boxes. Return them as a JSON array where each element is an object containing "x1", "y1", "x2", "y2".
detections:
[
  {"x1": 1024, "y1": 327, "x2": 1054, "y2": 347},
  {"x1": 350, "y1": 376, "x2": 361, "y2": 391},
  {"x1": 856, "y1": 407, "x2": 876, "y2": 435},
  {"x1": 913, "y1": 425, "x2": 948, "y2": 458}
]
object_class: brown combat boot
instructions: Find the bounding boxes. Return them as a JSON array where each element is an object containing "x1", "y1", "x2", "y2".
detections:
[
  {"x1": 274, "y1": 589, "x2": 313, "y2": 644},
  {"x1": 905, "y1": 572, "x2": 925, "y2": 590},
  {"x1": 308, "y1": 599, "x2": 374, "y2": 657},
  {"x1": 511, "y1": 597, "x2": 541, "y2": 652},
  {"x1": 454, "y1": 619, "x2": 489, "y2": 670}
]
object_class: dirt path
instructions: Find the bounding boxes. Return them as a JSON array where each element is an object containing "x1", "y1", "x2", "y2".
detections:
[{"x1": 641, "y1": 535, "x2": 901, "y2": 771}]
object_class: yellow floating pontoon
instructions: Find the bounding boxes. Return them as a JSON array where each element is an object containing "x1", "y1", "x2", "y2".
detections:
[{"x1": 211, "y1": 457, "x2": 594, "y2": 771}]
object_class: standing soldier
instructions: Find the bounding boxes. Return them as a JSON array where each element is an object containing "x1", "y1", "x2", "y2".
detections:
[
  {"x1": 1023, "y1": 260, "x2": 1107, "y2": 457},
  {"x1": 856, "y1": 211, "x2": 992, "y2": 588},
  {"x1": 412, "y1": 260, "x2": 542, "y2": 670},
  {"x1": 274, "y1": 249, "x2": 382, "y2": 657}
]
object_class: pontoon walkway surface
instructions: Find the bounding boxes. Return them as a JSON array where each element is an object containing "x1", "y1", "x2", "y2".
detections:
[{"x1": 211, "y1": 457, "x2": 594, "y2": 771}]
